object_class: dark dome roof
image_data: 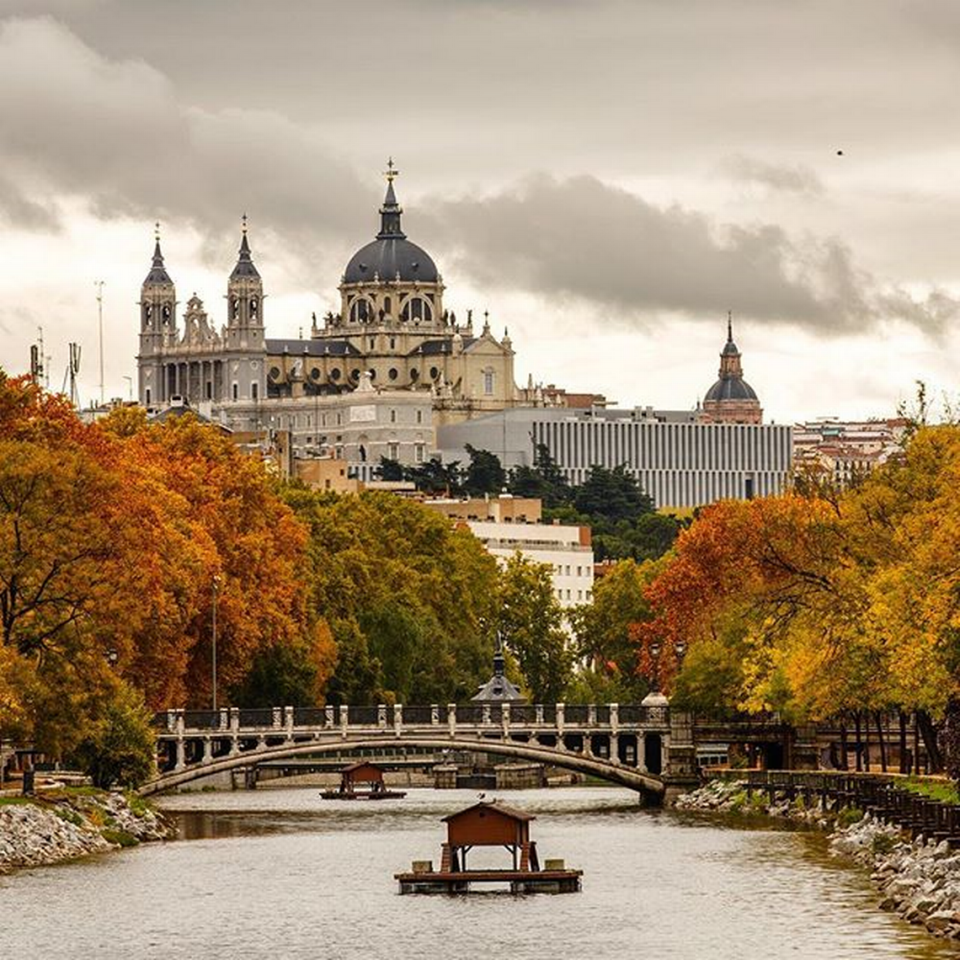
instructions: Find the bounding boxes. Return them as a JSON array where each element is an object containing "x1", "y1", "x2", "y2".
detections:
[
  {"x1": 344, "y1": 237, "x2": 438, "y2": 284},
  {"x1": 704, "y1": 377, "x2": 758, "y2": 402}
]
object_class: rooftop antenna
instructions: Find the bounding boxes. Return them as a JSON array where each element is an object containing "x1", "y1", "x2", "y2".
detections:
[
  {"x1": 95, "y1": 280, "x2": 106, "y2": 406},
  {"x1": 29, "y1": 327, "x2": 46, "y2": 387},
  {"x1": 63, "y1": 342, "x2": 81, "y2": 408}
]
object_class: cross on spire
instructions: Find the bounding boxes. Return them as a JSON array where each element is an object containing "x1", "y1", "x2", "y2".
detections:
[
  {"x1": 727, "y1": 309, "x2": 733, "y2": 342},
  {"x1": 154, "y1": 221, "x2": 161, "y2": 243},
  {"x1": 242, "y1": 212, "x2": 248, "y2": 235},
  {"x1": 383, "y1": 156, "x2": 399, "y2": 183}
]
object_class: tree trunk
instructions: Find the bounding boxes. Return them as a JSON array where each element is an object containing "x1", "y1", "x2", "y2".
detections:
[
  {"x1": 854, "y1": 711, "x2": 862, "y2": 772},
  {"x1": 914, "y1": 713, "x2": 921, "y2": 775},
  {"x1": 917, "y1": 709, "x2": 943, "y2": 773},
  {"x1": 899, "y1": 711, "x2": 909, "y2": 774},
  {"x1": 840, "y1": 720, "x2": 849, "y2": 771},
  {"x1": 874, "y1": 712, "x2": 887, "y2": 773},
  {"x1": 863, "y1": 711, "x2": 871, "y2": 772},
  {"x1": 938, "y1": 697, "x2": 960, "y2": 784}
]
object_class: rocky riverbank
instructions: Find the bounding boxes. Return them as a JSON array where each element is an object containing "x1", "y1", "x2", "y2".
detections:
[
  {"x1": 0, "y1": 789, "x2": 171, "y2": 873},
  {"x1": 676, "y1": 779, "x2": 960, "y2": 941}
]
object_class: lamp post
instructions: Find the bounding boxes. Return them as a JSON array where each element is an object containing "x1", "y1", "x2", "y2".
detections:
[
  {"x1": 649, "y1": 640, "x2": 661, "y2": 694},
  {"x1": 212, "y1": 576, "x2": 220, "y2": 711}
]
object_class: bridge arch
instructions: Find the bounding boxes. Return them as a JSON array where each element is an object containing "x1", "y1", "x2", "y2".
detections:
[{"x1": 140, "y1": 735, "x2": 665, "y2": 800}]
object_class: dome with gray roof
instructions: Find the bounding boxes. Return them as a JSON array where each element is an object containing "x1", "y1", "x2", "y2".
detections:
[
  {"x1": 704, "y1": 376, "x2": 758, "y2": 402},
  {"x1": 343, "y1": 178, "x2": 439, "y2": 285}
]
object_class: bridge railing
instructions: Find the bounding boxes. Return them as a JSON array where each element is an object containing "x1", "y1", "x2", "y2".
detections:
[{"x1": 153, "y1": 702, "x2": 672, "y2": 735}]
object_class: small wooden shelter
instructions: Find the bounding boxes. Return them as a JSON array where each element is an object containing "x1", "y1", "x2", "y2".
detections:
[
  {"x1": 441, "y1": 801, "x2": 539, "y2": 871},
  {"x1": 395, "y1": 799, "x2": 581, "y2": 893},
  {"x1": 320, "y1": 761, "x2": 406, "y2": 800}
]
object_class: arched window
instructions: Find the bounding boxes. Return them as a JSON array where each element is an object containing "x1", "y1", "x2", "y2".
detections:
[
  {"x1": 400, "y1": 297, "x2": 432, "y2": 323},
  {"x1": 350, "y1": 298, "x2": 372, "y2": 323},
  {"x1": 483, "y1": 368, "x2": 495, "y2": 395}
]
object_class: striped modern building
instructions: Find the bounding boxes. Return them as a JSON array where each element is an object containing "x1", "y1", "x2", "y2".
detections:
[{"x1": 437, "y1": 407, "x2": 793, "y2": 510}]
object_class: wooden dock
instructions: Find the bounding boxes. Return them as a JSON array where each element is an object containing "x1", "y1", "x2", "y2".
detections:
[{"x1": 394, "y1": 868, "x2": 582, "y2": 894}]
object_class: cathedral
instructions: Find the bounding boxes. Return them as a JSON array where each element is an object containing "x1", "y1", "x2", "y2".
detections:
[
  {"x1": 137, "y1": 164, "x2": 764, "y2": 476},
  {"x1": 137, "y1": 165, "x2": 524, "y2": 474}
]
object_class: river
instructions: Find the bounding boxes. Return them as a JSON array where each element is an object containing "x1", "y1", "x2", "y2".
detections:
[{"x1": 0, "y1": 786, "x2": 954, "y2": 959}]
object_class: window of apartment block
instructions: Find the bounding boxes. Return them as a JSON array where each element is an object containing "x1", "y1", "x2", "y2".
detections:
[
  {"x1": 389, "y1": 442, "x2": 399, "y2": 460},
  {"x1": 415, "y1": 443, "x2": 425, "y2": 463}
]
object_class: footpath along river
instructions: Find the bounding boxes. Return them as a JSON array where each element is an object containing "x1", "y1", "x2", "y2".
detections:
[{"x1": 0, "y1": 786, "x2": 955, "y2": 959}]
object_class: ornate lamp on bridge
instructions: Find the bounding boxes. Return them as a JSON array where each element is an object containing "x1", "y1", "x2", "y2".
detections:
[{"x1": 641, "y1": 640, "x2": 668, "y2": 709}]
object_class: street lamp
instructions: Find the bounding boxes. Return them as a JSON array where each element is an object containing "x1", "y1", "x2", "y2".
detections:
[
  {"x1": 212, "y1": 576, "x2": 220, "y2": 711},
  {"x1": 649, "y1": 640, "x2": 661, "y2": 694}
]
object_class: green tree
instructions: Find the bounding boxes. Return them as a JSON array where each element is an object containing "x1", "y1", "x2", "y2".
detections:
[
  {"x1": 574, "y1": 464, "x2": 653, "y2": 524},
  {"x1": 378, "y1": 457, "x2": 404, "y2": 481},
  {"x1": 283, "y1": 490, "x2": 499, "y2": 703},
  {"x1": 462, "y1": 445, "x2": 506, "y2": 496},
  {"x1": 508, "y1": 443, "x2": 572, "y2": 508},
  {"x1": 568, "y1": 558, "x2": 663, "y2": 699},
  {"x1": 497, "y1": 553, "x2": 573, "y2": 702},
  {"x1": 70, "y1": 682, "x2": 157, "y2": 789},
  {"x1": 404, "y1": 457, "x2": 462, "y2": 495}
]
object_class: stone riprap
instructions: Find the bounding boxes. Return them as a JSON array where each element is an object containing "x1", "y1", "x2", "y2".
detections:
[
  {"x1": 676, "y1": 779, "x2": 960, "y2": 941},
  {"x1": 674, "y1": 778, "x2": 831, "y2": 827},
  {"x1": 833, "y1": 815, "x2": 960, "y2": 939},
  {"x1": 0, "y1": 790, "x2": 170, "y2": 873}
]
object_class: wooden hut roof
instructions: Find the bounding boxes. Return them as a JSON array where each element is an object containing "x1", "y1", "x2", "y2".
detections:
[
  {"x1": 342, "y1": 761, "x2": 383, "y2": 774},
  {"x1": 442, "y1": 800, "x2": 535, "y2": 825}
]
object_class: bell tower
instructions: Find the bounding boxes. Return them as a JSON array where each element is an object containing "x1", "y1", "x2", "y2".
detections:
[
  {"x1": 137, "y1": 223, "x2": 176, "y2": 407},
  {"x1": 224, "y1": 215, "x2": 267, "y2": 403}
]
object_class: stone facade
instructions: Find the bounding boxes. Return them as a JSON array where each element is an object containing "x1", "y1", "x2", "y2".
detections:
[{"x1": 136, "y1": 169, "x2": 528, "y2": 467}]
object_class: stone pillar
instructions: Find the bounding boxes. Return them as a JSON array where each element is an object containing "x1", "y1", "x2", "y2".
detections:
[
  {"x1": 502, "y1": 703, "x2": 511, "y2": 737},
  {"x1": 535, "y1": 704, "x2": 544, "y2": 726},
  {"x1": 175, "y1": 710, "x2": 185, "y2": 736},
  {"x1": 609, "y1": 703, "x2": 619, "y2": 734},
  {"x1": 175, "y1": 739, "x2": 186, "y2": 771},
  {"x1": 556, "y1": 703, "x2": 565, "y2": 739},
  {"x1": 789, "y1": 724, "x2": 820, "y2": 770},
  {"x1": 662, "y1": 709, "x2": 699, "y2": 805},
  {"x1": 431, "y1": 704, "x2": 439, "y2": 725},
  {"x1": 339, "y1": 705, "x2": 349, "y2": 738},
  {"x1": 229, "y1": 707, "x2": 239, "y2": 734},
  {"x1": 219, "y1": 708, "x2": 229, "y2": 731},
  {"x1": 271, "y1": 707, "x2": 282, "y2": 729},
  {"x1": 378, "y1": 704, "x2": 387, "y2": 729},
  {"x1": 284, "y1": 706, "x2": 294, "y2": 741},
  {"x1": 202, "y1": 737, "x2": 212, "y2": 764},
  {"x1": 394, "y1": 703, "x2": 404, "y2": 738},
  {"x1": 447, "y1": 703, "x2": 456, "y2": 738},
  {"x1": 588, "y1": 704, "x2": 597, "y2": 727},
  {"x1": 610, "y1": 733, "x2": 620, "y2": 765},
  {"x1": 325, "y1": 705, "x2": 335, "y2": 728}
]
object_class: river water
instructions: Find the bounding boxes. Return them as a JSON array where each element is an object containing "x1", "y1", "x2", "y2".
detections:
[{"x1": 0, "y1": 786, "x2": 955, "y2": 959}]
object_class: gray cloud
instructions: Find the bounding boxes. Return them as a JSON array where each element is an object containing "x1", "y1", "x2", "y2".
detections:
[
  {"x1": 0, "y1": 175, "x2": 60, "y2": 231},
  {"x1": 717, "y1": 155, "x2": 824, "y2": 196},
  {"x1": 0, "y1": 13, "x2": 957, "y2": 341},
  {"x1": 0, "y1": 17, "x2": 376, "y2": 258},
  {"x1": 422, "y1": 175, "x2": 958, "y2": 336}
]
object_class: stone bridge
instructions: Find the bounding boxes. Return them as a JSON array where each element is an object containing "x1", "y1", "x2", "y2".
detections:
[{"x1": 143, "y1": 702, "x2": 712, "y2": 803}]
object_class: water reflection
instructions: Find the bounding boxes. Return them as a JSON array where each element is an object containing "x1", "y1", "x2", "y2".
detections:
[{"x1": 0, "y1": 786, "x2": 954, "y2": 960}]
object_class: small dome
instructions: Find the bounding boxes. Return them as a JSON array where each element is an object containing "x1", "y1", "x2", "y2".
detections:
[
  {"x1": 704, "y1": 377, "x2": 758, "y2": 402},
  {"x1": 344, "y1": 237, "x2": 438, "y2": 285}
]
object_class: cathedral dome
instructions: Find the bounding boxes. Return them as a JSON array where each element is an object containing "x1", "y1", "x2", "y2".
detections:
[
  {"x1": 343, "y1": 237, "x2": 438, "y2": 284},
  {"x1": 704, "y1": 377, "x2": 758, "y2": 402},
  {"x1": 343, "y1": 169, "x2": 439, "y2": 285}
]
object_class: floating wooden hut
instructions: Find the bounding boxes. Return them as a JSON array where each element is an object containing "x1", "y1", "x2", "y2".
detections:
[
  {"x1": 320, "y1": 761, "x2": 406, "y2": 800},
  {"x1": 395, "y1": 799, "x2": 581, "y2": 893}
]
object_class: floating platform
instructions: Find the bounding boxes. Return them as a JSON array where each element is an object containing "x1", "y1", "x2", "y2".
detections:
[
  {"x1": 394, "y1": 868, "x2": 582, "y2": 894},
  {"x1": 319, "y1": 788, "x2": 407, "y2": 800}
]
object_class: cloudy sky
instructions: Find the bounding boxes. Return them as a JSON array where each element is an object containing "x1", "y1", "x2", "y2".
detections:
[{"x1": 1, "y1": 0, "x2": 959, "y2": 422}]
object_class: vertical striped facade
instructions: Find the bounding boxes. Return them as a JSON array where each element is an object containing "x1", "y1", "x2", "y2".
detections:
[{"x1": 530, "y1": 417, "x2": 792, "y2": 508}]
